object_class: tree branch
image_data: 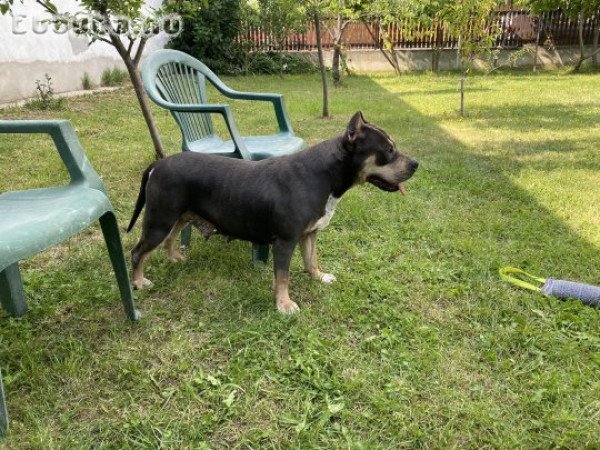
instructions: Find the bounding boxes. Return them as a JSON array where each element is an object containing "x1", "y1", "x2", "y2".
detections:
[
  {"x1": 133, "y1": 37, "x2": 148, "y2": 67},
  {"x1": 127, "y1": 37, "x2": 135, "y2": 56}
]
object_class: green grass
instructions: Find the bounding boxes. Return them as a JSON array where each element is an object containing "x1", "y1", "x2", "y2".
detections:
[{"x1": 0, "y1": 71, "x2": 599, "y2": 448}]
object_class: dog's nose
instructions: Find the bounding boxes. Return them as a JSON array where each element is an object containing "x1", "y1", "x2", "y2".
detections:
[{"x1": 409, "y1": 158, "x2": 419, "y2": 171}]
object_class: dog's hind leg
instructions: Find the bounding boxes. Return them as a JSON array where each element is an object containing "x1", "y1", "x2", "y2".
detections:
[
  {"x1": 131, "y1": 219, "x2": 177, "y2": 290},
  {"x1": 299, "y1": 232, "x2": 336, "y2": 283},
  {"x1": 164, "y1": 216, "x2": 189, "y2": 263},
  {"x1": 272, "y1": 239, "x2": 299, "y2": 314}
]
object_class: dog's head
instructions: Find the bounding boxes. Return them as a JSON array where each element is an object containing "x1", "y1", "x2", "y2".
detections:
[{"x1": 342, "y1": 111, "x2": 418, "y2": 194}]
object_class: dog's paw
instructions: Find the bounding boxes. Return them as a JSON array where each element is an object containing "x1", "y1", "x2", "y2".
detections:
[
  {"x1": 133, "y1": 277, "x2": 153, "y2": 290},
  {"x1": 320, "y1": 273, "x2": 337, "y2": 283},
  {"x1": 277, "y1": 300, "x2": 300, "y2": 315},
  {"x1": 168, "y1": 250, "x2": 186, "y2": 263}
]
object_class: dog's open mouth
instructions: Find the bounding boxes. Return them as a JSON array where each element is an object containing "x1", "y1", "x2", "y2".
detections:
[{"x1": 367, "y1": 175, "x2": 406, "y2": 194}]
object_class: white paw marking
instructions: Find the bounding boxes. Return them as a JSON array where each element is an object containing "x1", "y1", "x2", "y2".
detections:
[
  {"x1": 133, "y1": 278, "x2": 153, "y2": 290},
  {"x1": 278, "y1": 301, "x2": 300, "y2": 315},
  {"x1": 320, "y1": 273, "x2": 336, "y2": 283}
]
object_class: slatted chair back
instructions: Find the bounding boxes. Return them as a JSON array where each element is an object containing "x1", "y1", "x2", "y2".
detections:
[{"x1": 154, "y1": 61, "x2": 215, "y2": 144}]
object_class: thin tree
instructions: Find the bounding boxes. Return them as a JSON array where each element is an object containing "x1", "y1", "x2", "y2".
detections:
[
  {"x1": 324, "y1": 0, "x2": 359, "y2": 85},
  {"x1": 258, "y1": 0, "x2": 305, "y2": 76},
  {"x1": 442, "y1": 0, "x2": 501, "y2": 115},
  {"x1": 524, "y1": 0, "x2": 600, "y2": 71},
  {"x1": 1, "y1": 0, "x2": 190, "y2": 159},
  {"x1": 352, "y1": 0, "x2": 419, "y2": 76},
  {"x1": 304, "y1": 0, "x2": 330, "y2": 117}
]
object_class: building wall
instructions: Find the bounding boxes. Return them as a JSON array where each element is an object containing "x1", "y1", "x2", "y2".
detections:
[
  {"x1": 318, "y1": 45, "x2": 590, "y2": 73},
  {"x1": 0, "y1": 0, "x2": 169, "y2": 104}
]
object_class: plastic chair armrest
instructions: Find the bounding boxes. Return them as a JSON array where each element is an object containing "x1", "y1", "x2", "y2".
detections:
[
  {"x1": 0, "y1": 120, "x2": 104, "y2": 191},
  {"x1": 165, "y1": 103, "x2": 251, "y2": 160},
  {"x1": 216, "y1": 90, "x2": 294, "y2": 134}
]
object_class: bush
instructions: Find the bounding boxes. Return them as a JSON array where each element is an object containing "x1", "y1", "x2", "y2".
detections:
[
  {"x1": 101, "y1": 67, "x2": 128, "y2": 87},
  {"x1": 168, "y1": 0, "x2": 318, "y2": 76},
  {"x1": 168, "y1": 0, "x2": 247, "y2": 75},
  {"x1": 81, "y1": 72, "x2": 93, "y2": 90},
  {"x1": 246, "y1": 52, "x2": 318, "y2": 75}
]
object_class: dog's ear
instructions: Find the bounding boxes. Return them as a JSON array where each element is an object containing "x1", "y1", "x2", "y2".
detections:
[{"x1": 346, "y1": 111, "x2": 366, "y2": 143}]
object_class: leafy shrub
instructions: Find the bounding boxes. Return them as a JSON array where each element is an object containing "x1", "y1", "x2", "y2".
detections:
[
  {"x1": 25, "y1": 73, "x2": 65, "y2": 110},
  {"x1": 168, "y1": 0, "x2": 247, "y2": 75},
  {"x1": 101, "y1": 67, "x2": 129, "y2": 87},
  {"x1": 246, "y1": 52, "x2": 318, "y2": 75},
  {"x1": 168, "y1": 0, "x2": 318, "y2": 76},
  {"x1": 81, "y1": 72, "x2": 93, "y2": 90}
]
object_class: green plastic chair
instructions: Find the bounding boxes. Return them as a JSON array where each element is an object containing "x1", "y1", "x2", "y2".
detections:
[
  {"x1": 0, "y1": 120, "x2": 141, "y2": 435},
  {"x1": 141, "y1": 49, "x2": 306, "y2": 264}
]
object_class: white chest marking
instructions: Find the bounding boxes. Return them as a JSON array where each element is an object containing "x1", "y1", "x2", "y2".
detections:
[{"x1": 313, "y1": 195, "x2": 340, "y2": 231}]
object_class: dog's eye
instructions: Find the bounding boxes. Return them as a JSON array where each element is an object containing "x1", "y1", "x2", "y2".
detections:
[{"x1": 388, "y1": 146, "x2": 394, "y2": 154}]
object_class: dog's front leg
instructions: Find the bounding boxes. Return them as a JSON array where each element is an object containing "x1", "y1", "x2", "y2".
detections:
[
  {"x1": 300, "y1": 232, "x2": 336, "y2": 283},
  {"x1": 273, "y1": 239, "x2": 299, "y2": 314}
]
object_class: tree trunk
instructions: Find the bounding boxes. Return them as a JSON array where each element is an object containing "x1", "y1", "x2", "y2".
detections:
[
  {"x1": 593, "y1": 23, "x2": 599, "y2": 67},
  {"x1": 363, "y1": 20, "x2": 401, "y2": 76},
  {"x1": 456, "y1": 36, "x2": 462, "y2": 71},
  {"x1": 110, "y1": 35, "x2": 165, "y2": 159},
  {"x1": 573, "y1": 13, "x2": 600, "y2": 71},
  {"x1": 533, "y1": 15, "x2": 542, "y2": 72},
  {"x1": 333, "y1": 44, "x2": 341, "y2": 85},
  {"x1": 432, "y1": 20, "x2": 440, "y2": 73},
  {"x1": 314, "y1": 13, "x2": 329, "y2": 118},
  {"x1": 125, "y1": 61, "x2": 166, "y2": 160},
  {"x1": 432, "y1": 46, "x2": 440, "y2": 72},
  {"x1": 574, "y1": 11, "x2": 586, "y2": 71}
]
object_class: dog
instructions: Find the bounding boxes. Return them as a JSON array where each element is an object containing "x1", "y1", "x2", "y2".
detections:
[{"x1": 127, "y1": 112, "x2": 418, "y2": 314}]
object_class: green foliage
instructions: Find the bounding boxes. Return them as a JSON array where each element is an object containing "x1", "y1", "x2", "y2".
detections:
[
  {"x1": 522, "y1": 0, "x2": 599, "y2": 18},
  {"x1": 167, "y1": 0, "x2": 318, "y2": 75},
  {"x1": 352, "y1": 0, "x2": 419, "y2": 25},
  {"x1": 167, "y1": 0, "x2": 248, "y2": 75},
  {"x1": 24, "y1": 73, "x2": 65, "y2": 110},
  {"x1": 258, "y1": 0, "x2": 306, "y2": 49},
  {"x1": 246, "y1": 52, "x2": 319, "y2": 74},
  {"x1": 101, "y1": 67, "x2": 129, "y2": 86},
  {"x1": 81, "y1": 72, "x2": 93, "y2": 90},
  {"x1": 442, "y1": 0, "x2": 502, "y2": 72}
]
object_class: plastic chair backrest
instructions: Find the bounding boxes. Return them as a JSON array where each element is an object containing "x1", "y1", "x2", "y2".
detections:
[{"x1": 143, "y1": 50, "x2": 246, "y2": 145}]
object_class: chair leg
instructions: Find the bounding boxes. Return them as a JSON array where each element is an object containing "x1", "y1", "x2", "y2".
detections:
[
  {"x1": 0, "y1": 367, "x2": 8, "y2": 436},
  {"x1": 252, "y1": 244, "x2": 270, "y2": 267},
  {"x1": 99, "y1": 212, "x2": 141, "y2": 322},
  {"x1": 180, "y1": 224, "x2": 192, "y2": 248},
  {"x1": 0, "y1": 263, "x2": 28, "y2": 317}
]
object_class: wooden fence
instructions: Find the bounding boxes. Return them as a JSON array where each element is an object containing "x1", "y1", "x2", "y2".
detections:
[{"x1": 238, "y1": 9, "x2": 598, "y2": 52}]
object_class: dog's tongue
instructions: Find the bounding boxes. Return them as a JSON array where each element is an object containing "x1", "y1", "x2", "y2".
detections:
[{"x1": 398, "y1": 183, "x2": 406, "y2": 195}]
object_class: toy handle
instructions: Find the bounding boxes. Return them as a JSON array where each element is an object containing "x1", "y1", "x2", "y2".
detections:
[{"x1": 499, "y1": 267, "x2": 546, "y2": 292}]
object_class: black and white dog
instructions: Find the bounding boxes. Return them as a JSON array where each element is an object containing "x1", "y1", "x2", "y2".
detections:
[{"x1": 127, "y1": 112, "x2": 418, "y2": 314}]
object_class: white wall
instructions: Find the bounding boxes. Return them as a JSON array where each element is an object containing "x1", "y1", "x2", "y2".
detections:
[{"x1": 0, "y1": 0, "x2": 169, "y2": 103}]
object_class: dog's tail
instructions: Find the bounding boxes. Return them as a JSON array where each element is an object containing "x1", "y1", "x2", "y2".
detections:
[{"x1": 127, "y1": 163, "x2": 155, "y2": 232}]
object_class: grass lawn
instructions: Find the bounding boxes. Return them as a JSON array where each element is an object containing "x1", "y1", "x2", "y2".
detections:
[{"x1": 0, "y1": 70, "x2": 599, "y2": 448}]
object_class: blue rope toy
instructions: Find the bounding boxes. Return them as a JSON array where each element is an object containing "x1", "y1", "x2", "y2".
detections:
[{"x1": 500, "y1": 267, "x2": 600, "y2": 308}]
